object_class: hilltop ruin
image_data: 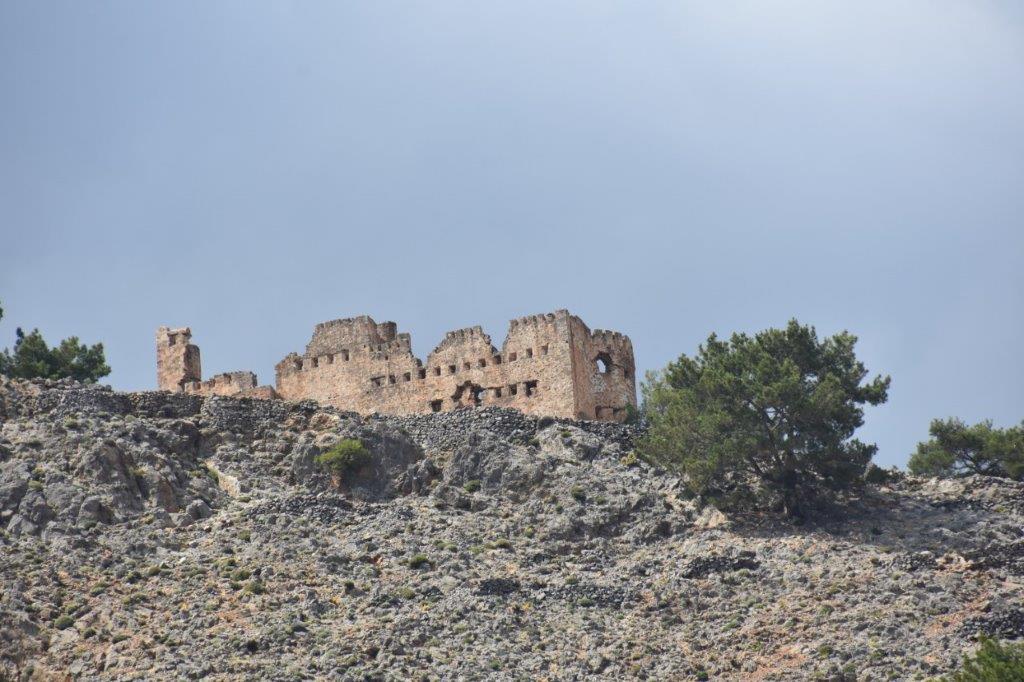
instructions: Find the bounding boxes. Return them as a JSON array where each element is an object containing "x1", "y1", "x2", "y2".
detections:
[{"x1": 157, "y1": 310, "x2": 636, "y2": 421}]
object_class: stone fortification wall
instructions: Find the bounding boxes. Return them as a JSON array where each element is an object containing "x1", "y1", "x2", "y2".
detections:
[
  {"x1": 159, "y1": 310, "x2": 636, "y2": 421},
  {"x1": 274, "y1": 310, "x2": 636, "y2": 421},
  {"x1": 156, "y1": 328, "x2": 276, "y2": 400}
]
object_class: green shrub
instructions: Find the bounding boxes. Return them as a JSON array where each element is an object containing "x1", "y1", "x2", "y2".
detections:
[
  {"x1": 462, "y1": 479, "x2": 481, "y2": 493},
  {"x1": 946, "y1": 637, "x2": 1024, "y2": 681},
  {"x1": 909, "y1": 418, "x2": 1023, "y2": 481},
  {"x1": 570, "y1": 486, "x2": 586, "y2": 502},
  {"x1": 865, "y1": 464, "x2": 900, "y2": 485},
  {"x1": 407, "y1": 554, "x2": 430, "y2": 569},
  {"x1": 53, "y1": 615, "x2": 74, "y2": 630},
  {"x1": 243, "y1": 580, "x2": 266, "y2": 595},
  {"x1": 0, "y1": 308, "x2": 111, "y2": 383},
  {"x1": 639, "y1": 320, "x2": 889, "y2": 518},
  {"x1": 315, "y1": 439, "x2": 371, "y2": 479}
]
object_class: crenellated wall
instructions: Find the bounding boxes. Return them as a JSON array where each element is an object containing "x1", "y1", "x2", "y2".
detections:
[
  {"x1": 158, "y1": 310, "x2": 635, "y2": 420},
  {"x1": 271, "y1": 310, "x2": 636, "y2": 421}
]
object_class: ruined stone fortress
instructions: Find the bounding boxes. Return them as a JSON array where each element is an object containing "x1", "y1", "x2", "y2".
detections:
[{"x1": 157, "y1": 310, "x2": 637, "y2": 422}]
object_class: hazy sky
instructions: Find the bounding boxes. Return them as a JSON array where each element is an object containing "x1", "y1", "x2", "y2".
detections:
[{"x1": 1, "y1": 2, "x2": 1022, "y2": 467}]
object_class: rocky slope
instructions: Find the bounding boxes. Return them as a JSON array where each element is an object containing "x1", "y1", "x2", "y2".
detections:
[{"x1": 1, "y1": 378, "x2": 1022, "y2": 680}]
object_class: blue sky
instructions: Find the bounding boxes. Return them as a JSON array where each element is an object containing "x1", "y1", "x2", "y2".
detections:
[{"x1": 1, "y1": 2, "x2": 1021, "y2": 467}]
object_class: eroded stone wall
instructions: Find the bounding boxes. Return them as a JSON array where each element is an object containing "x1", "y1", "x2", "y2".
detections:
[
  {"x1": 158, "y1": 310, "x2": 636, "y2": 421},
  {"x1": 156, "y1": 328, "x2": 276, "y2": 400},
  {"x1": 273, "y1": 310, "x2": 636, "y2": 421},
  {"x1": 156, "y1": 327, "x2": 201, "y2": 392}
]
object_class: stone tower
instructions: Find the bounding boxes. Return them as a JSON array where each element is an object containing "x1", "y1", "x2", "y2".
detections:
[{"x1": 156, "y1": 326, "x2": 201, "y2": 392}]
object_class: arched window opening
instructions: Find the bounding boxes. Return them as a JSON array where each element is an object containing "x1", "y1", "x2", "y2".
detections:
[{"x1": 595, "y1": 352, "x2": 613, "y2": 375}]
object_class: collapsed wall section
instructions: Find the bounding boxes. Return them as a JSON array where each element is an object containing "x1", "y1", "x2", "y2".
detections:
[
  {"x1": 156, "y1": 327, "x2": 276, "y2": 400},
  {"x1": 566, "y1": 318, "x2": 637, "y2": 421}
]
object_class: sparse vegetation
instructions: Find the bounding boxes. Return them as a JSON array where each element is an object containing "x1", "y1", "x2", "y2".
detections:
[
  {"x1": 945, "y1": 637, "x2": 1024, "y2": 681},
  {"x1": 407, "y1": 554, "x2": 430, "y2": 569},
  {"x1": 243, "y1": 580, "x2": 266, "y2": 595}
]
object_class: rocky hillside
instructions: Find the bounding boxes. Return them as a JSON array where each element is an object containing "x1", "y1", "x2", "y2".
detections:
[{"x1": 1, "y1": 378, "x2": 1022, "y2": 680}]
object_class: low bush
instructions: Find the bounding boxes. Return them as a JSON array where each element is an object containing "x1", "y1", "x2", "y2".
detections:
[
  {"x1": 864, "y1": 464, "x2": 901, "y2": 485},
  {"x1": 315, "y1": 439, "x2": 371, "y2": 479},
  {"x1": 946, "y1": 637, "x2": 1024, "y2": 681}
]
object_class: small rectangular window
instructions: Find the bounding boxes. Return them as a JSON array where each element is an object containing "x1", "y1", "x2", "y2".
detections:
[
  {"x1": 434, "y1": 367, "x2": 442, "y2": 376},
  {"x1": 341, "y1": 350, "x2": 350, "y2": 361},
  {"x1": 526, "y1": 348, "x2": 533, "y2": 358},
  {"x1": 494, "y1": 387, "x2": 503, "y2": 398},
  {"x1": 478, "y1": 358, "x2": 487, "y2": 368},
  {"x1": 312, "y1": 357, "x2": 319, "y2": 368},
  {"x1": 509, "y1": 352, "x2": 517, "y2": 362},
  {"x1": 463, "y1": 361, "x2": 471, "y2": 371},
  {"x1": 541, "y1": 345, "x2": 548, "y2": 356},
  {"x1": 403, "y1": 372, "x2": 411, "y2": 382},
  {"x1": 430, "y1": 399, "x2": 442, "y2": 413},
  {"x1": 449, "y1": 364, "x2": 457, "y2": 374},
  {"x1": 493, "y1": 355, "x2": 502, "y2": 365},
  {"x1": 509, "y1": 384, "x2": 518, "y2": 396},
  {"x1": 418, "y1": 369, "x2": 427, "y2": 379},
  {"x1": 326, "y1": 354, "x2": 334, "y2": 364},
  {"x1": 524, "y1": 380, "x2": 538, "y2": 396},
  {"x1": 388, "y1": 375, "x2": 396, "y2": 384}
]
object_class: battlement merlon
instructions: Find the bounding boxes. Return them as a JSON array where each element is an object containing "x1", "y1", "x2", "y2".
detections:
[
  {"x1": 306, "y1": 316, "x2": 403, "y2": 356},
  {"x1": 156, "y1": 326, "x2": 192, "y2": 347},
  {"x1": 431, "y1": 326, "x2": 498, "y2": 356},
  {"x1": 508, "y1": 309, "x2": 570, "y2": 330}
]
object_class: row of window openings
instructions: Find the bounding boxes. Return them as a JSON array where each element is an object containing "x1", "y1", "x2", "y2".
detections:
[
  {"x1": 299, "y1": 345, "x2": 549, "y2": 372},
  {"x1": 429, "y1": 380, "x2": 538, "y2": 412}
]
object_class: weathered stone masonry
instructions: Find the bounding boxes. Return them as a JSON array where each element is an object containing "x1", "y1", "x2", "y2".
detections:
[
  {"x1": 155, "y1": 327, "x2": 276, "y2": 400},
  {"x1": 157, "y1": 310, "x2": 636, "y2": 421}
]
